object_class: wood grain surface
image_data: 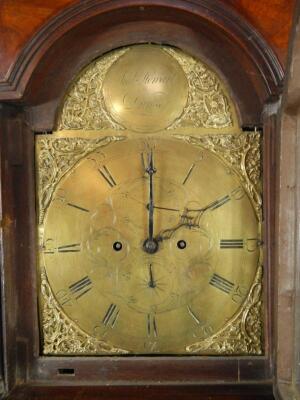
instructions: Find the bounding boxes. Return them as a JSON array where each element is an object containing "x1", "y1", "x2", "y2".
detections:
[
  {"x1": 7, "y1": 384, "x2": 275, "y2": 400},
  {"x1": 0, "y1": 0, "x2": 295, "y2": 86},
  {"x1": 226, "y1": 0, "x2": 295, "y2": 65}
]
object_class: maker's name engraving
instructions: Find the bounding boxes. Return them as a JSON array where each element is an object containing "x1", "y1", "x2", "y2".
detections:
[
  {"x1": 121, "y1": 72, "x2": 174, "y2": 113},
  {"x1": 121, "y1": 72, "x2": 173, "y2": 86}
]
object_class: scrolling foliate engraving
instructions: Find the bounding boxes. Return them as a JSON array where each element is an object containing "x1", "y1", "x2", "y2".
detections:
[
  {"x1": 57, "y1": 45, "x2": 236, "y2": 132},
  {"x1": 175, "y1": 132, "x2": 262, "y2": 218},
  {"x1": 165, "y1": 47, "x2": 234, "y2": 129},
  {"x1": 41, "y1": 271, "x2": 127, "y2": 355},
  {"x1": 57, "y1": 48, "x2": 128, "y2": 130},
  {"x1": 186, "y1": 266, "x2": 263, "y2": 354},
  {"x1": 37, "y1": 136, "x2": 125, "y2": 224}
]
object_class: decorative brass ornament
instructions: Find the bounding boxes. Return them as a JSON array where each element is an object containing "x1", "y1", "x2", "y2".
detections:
[
  {"x1": 37, "y1": 44, "x2": 263, "y2": 356},
  {"x1": 57, "y1": 45, "x2": 239, "y2": 134}
]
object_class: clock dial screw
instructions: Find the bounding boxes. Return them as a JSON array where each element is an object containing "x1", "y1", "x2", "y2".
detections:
[
  {"x1": 113, "y1": 241, "x2": 123, "y2": 251},
  {"x1": 177, "y1": 240, "x2": 187, "y2": 249}
]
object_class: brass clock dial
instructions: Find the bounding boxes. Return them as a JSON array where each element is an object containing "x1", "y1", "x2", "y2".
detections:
[{"x1": 40, "y1": 137, "x2": 260, "y2": 354}]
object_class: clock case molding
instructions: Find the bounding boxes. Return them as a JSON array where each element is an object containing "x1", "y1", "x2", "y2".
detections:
[{"x1": 0, "y1": 0, "x2": 287, "y2": 398}]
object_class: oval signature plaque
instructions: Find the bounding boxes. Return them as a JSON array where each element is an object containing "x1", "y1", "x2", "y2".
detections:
[{"x1": 102, "y1": 45, "x2": 188, "y2": 132}]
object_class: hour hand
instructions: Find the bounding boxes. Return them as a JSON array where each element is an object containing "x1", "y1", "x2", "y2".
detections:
[
  {"x1": 156, "y1": 193, "x2": 233, "y2": 242},
  {"x1": 156, "y1": 211, "x2": 199, "y2": 242}
]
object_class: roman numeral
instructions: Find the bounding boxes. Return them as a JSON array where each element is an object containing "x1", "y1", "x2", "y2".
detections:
[
  {"x1": 208, "y1": 195, "x2": 230, "y2": 210},
  {"x1": 42, "y1": 238, "x2": 55, "y2": 254},
  {"x1": 209, "y1": 273, "x2": 234, "y2": 294},
  {"x1": 69, "y1": 276, "x2": 92, "y2": 299},
  {"x1": 147, "y1": 314, "x2": 158, "y2": 338},
  {"x1": 67, "y1": 202, "x2": 89, "y2": 212},
  {"x1": 220, "y1": 239, "x2": 244, "y2": 249},
  {"x1": 102, "y1": 304, "x2": 120, "y2": 327},
  {"x1": 43, "y1": 249, "x2": 55, "y2": 254},
  {"x1": 98, "y1": 165, "x2": 117, "y2": 188},
  {"x1": 58, "y1": 243, "x2": 81, "y2": 253},
  {"x1": 56, "y1": 290, "x2": 73, "y2": 306},
  {"x1": 182, "y1": 163, "x2": 195, "y2": 185},
  {"x1": 231, "y1": 186, "x2": 245, "y2": 200}
]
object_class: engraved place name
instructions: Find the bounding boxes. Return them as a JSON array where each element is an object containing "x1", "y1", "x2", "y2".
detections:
[{"x1": 122, "y1": 92, "x2": 167, "y2": 112}]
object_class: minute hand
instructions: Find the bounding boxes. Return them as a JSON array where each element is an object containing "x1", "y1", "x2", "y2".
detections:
[{"x1": 147, "y1": 151, "x2": 155, "y2": 240}]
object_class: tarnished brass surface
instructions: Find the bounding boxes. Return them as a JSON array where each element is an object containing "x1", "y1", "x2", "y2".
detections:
[
  {"x1": 57, "y1": 45, "x2": 239, "y2": 134},
  {"x1": 37, "y1": 132, "x2": 262, "y2": 355}
]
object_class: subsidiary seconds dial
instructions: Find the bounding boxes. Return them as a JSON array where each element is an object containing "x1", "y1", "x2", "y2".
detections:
[{"x1": 41, "y1": 137, "x2": 260, "y2": 354}]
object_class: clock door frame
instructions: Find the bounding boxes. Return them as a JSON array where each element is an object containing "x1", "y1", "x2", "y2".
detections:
[{"x1": 0, "y1": 1, "x2": 283, "y2": 398}]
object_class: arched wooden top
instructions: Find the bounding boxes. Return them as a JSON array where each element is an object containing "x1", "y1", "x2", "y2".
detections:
[{"x1": 0, "y1": 0, "x2": 284, "y2": 129}]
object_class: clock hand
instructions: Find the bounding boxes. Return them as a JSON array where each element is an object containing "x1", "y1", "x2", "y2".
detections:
[
  {"x1": 148, "y1": 264, "x2": 156, "y2": 288},
  {"x1": 156, "y1": 211, "x2": 199, "y2": 242},
  {"x1": 148, "y1": 204, "x2": 180, "y2": 212},
  {"x1": 147, "y1": 151, "x2": 155, "y2": 241},
  {"x1": 143, "y1": 151, "x2": 159, "y2": 254},
  {"x1": 156, "y1": 195, "x2": 225, "y2": 242}
]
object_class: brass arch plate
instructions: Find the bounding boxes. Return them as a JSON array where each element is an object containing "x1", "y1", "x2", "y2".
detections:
[{"x1": 102, "y1": 45, "x2": 189, "y2": 132}]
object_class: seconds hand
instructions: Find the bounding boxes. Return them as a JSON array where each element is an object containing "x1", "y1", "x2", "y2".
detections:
[
  {"x1": 148, "y1": 264, "x2": 156, "y2": 288},
  {"x1": 143, "y1": 151, "x2": 159, "y2": 254}
]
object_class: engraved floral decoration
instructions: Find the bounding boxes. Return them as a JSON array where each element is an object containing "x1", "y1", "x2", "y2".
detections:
[
  {"x1": 57, "y1": 48, "x2": 128, "y2": 130},
  {"x1": 57, "y1": 45, "x2": 236, "y2": 131},
  {"x1": 36, "y1": 135, "x2": 125, "y2": 224},
  {"x1": 165, "y1": 47, "x2": 234, "y2": 129},
  {"x1": 41, "y1": 270, "x2": 127, "y2": 355},
  {"x1": 175, "y1": 132, "x2": 263, "y2": 354}
]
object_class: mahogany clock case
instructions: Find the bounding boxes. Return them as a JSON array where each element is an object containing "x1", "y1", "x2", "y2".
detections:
[{"x1": 0, "y1": 1, "x2": 284, "y2": 399}]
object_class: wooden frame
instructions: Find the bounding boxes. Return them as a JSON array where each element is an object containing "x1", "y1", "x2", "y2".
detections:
[
  {"x1": 274, "y1": 2, "x2": 300, "y2": 399},
  {"x1": 0, "y1": 1, "x2": 284, "y2": 398}
]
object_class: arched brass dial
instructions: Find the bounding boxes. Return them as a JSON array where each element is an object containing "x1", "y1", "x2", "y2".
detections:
[{"x1": 41, "y1": 137, "x2": 260, "y2": 354}]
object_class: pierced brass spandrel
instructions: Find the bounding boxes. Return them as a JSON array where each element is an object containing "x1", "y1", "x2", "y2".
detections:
[{"x1": 165, "y1": 47, "x2": 237, "y2": 131}]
